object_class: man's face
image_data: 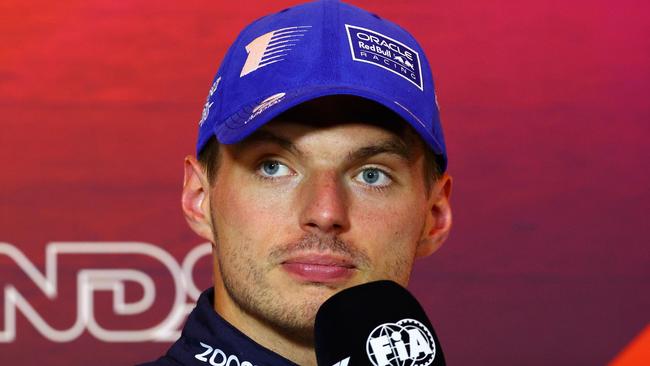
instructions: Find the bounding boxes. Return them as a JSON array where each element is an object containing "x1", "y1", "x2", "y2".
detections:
[{"x1": 184, "y1": 98, "x2": 452, "y2": 342}]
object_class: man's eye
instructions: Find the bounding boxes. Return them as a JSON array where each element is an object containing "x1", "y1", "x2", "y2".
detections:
[
  {"x1": 258, "y1": 160, "x2": 292, "y2": 178},
  {"x1": 354, "y1": 168, "x2": 391, "y2": 187}
]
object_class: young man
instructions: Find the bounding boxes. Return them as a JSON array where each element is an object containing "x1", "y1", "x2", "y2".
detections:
[{"x1": 142, "y1": 1, "x2": 452, "y2": 365}]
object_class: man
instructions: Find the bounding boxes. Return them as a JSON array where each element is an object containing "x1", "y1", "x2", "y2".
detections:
[{"x1": 141, "y1": 0, "x2": 451, "y2": 365}]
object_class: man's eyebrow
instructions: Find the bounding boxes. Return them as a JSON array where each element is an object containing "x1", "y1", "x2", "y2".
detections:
[
  {"x1": 238, "y1": 129, "x2": 412, "y2": 163},
  {"x1": 347, "y1": 137, "x2": 413, "y2": 164},
  {"x1": 236, "y1": 130, "x2": 302, "y2": 155}
]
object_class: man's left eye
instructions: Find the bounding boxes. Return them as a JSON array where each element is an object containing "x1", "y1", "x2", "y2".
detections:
[
  {"x1": 258, "y1": 160, "x2": 292, "y2": 178},
  {"x1": 353, "y1": 168, "x2": 391, "y2": 187}
]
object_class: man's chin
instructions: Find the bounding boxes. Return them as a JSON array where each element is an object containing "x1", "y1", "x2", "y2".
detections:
[
  {"x1": 276, "y1": 282, "x2": 349, "y2": 325},
  {"x1": 259, "y1": 297, "x2": 322, "y2": 343}
]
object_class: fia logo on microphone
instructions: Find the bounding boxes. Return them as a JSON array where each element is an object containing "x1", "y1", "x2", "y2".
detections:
[{"x1": 365, "y1": 318, "x2": 435, "y2": 366}]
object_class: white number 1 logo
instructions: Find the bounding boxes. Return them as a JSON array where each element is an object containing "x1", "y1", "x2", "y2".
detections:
[{"x1": 240, "y1": 26, "x2": 311, "y2": 77}]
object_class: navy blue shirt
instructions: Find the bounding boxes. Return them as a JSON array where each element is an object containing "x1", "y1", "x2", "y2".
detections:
[{"x1": 139, "y1": 288, "x2": 299, "y2": 366}]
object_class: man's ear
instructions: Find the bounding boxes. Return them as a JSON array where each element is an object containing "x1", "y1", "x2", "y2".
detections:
[
  {"x1": 181, "y1": 155, "x2": 214, "y2": 243},
  {"x1": 416, "y1": 173, "x2": 453, "y2": 258}
]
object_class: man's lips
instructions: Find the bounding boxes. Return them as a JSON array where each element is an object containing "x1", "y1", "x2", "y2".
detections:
[{"x1": 281, "y1": 254, "x2": 356, "y2": 283}]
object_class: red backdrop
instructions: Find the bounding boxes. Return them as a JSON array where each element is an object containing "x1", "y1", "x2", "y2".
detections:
[{"x1": 1, "y1": 0, "x2": 648, "y2": 365}]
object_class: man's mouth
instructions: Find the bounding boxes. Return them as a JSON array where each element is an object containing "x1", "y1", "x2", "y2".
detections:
[{"x1": 281, "y1": 254, "x2": 356, "y2": 284}]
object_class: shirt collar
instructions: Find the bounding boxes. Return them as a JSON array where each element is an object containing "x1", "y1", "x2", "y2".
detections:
[{"x1": 164, "y1": 288, "x2": 300, "y2": 366}]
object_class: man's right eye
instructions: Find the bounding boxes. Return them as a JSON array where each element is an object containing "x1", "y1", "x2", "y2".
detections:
[{"x1": 257, "y1": 160, "x2": 293, "y2": 178}]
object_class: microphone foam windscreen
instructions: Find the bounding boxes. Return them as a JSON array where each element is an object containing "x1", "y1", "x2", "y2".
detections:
[{"x1": 314, "y1": 280, "x2": 445, "y2": 366}]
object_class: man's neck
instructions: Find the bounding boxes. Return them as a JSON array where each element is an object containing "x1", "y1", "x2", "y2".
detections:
[{"x1": 213, "y1": 287, "x2": 317, "y2": 366}]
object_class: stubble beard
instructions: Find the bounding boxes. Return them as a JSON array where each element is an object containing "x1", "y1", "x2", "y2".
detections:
[
  {"x1": 214, "y1": 231, "x2": 373, "y2": 343},
  {"x1": 213, "y1": 225, "x2": 415, "y2": 345}
]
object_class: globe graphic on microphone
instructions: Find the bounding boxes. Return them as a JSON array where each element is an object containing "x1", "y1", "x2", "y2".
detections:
[{"x1": 365, "y1": 319, "x2": 436, "y2": 366}]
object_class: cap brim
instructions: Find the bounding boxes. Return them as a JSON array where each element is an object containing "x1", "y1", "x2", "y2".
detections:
[{"x1": 208, "y1": 85, "x2": 447, "y2": 172}]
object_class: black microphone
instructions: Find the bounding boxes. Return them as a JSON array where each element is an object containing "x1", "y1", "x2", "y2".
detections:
[{"x1": 314, "y1": 280, "x2": 445, "y2": 366}]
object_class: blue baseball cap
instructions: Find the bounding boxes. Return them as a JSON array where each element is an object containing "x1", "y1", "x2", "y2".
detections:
[{"x1": 197, "y1": 0, "x2": 447, "y2": 172}]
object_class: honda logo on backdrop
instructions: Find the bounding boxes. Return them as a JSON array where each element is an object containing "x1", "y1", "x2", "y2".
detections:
[{"x1": 0, "y1": 241, "x2": 212, "y2": 343}]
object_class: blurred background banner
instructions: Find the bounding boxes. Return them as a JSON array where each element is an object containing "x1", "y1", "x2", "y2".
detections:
[{"x1": 0, "y1": 0, "x2": 648, "y2": 365}]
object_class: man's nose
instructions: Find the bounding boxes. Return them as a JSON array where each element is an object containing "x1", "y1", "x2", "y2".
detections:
[{"x1": 298, "y1": 171, "x2": 350, "y2": 234}]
